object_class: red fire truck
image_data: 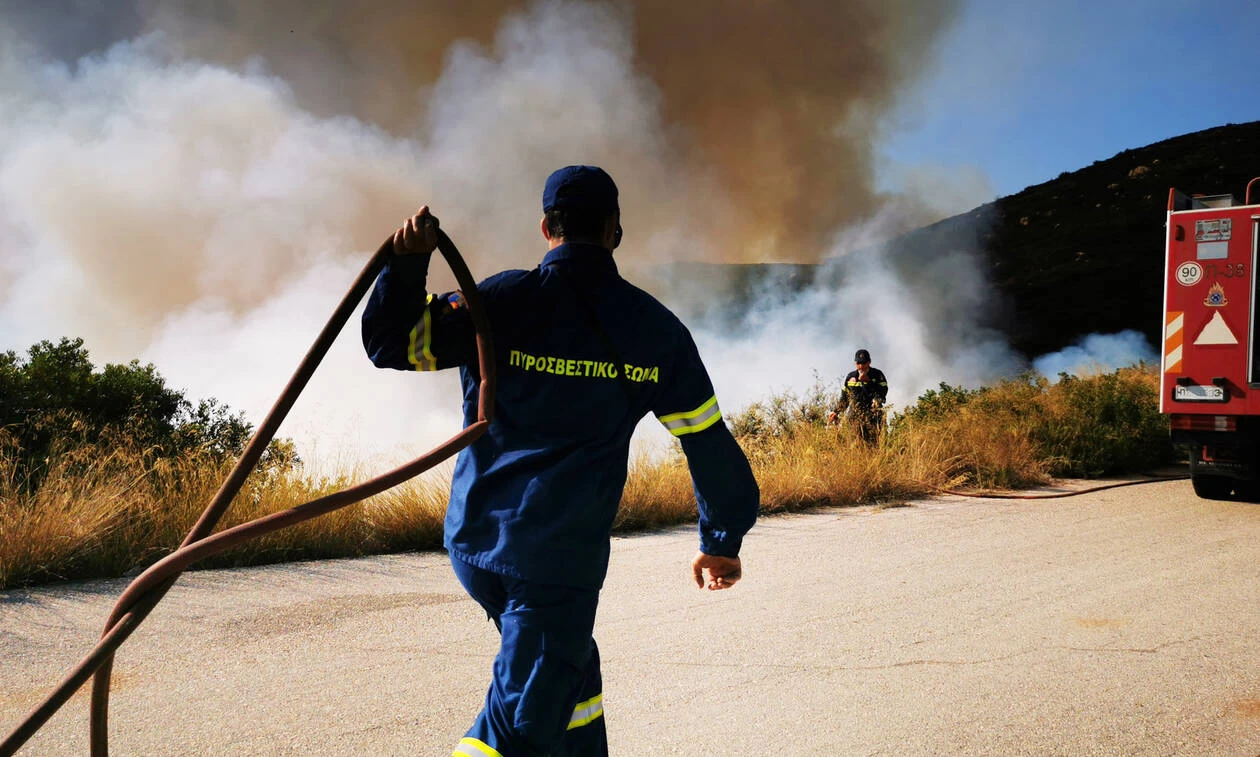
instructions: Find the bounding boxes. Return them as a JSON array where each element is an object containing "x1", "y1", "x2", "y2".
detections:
[{"x1": 1162, "y1": 179, "x2": 1260, "y2": 499}]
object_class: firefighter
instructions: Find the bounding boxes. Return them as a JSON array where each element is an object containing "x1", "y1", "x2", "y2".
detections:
[
  {"x1": 361, "y1": 165, "x2": 759, "y2": 757},
  {"x1": 830, "y1": 348, "x2": 889, "y2": 445}
]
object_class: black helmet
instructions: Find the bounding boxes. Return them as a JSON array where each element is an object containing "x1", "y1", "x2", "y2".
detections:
[{"x1": 854, "y1": 349, "x2": 871, "y2": 363}]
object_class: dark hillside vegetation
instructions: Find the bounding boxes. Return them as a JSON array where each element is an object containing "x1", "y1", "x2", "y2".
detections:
[
  {"x1": 657, "y1": 121, "x2": 1260, "y2": 358},
  {"x1": 924, "y1": 120, "x2": 1260, "y2": 356}
]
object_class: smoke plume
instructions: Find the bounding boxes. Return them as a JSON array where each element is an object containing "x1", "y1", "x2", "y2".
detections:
[
  {"x1": 1032, "y1": 331, "x2": 1158, "y2": 381},
  {"x1": 2, "y1": 0, "x2": 1098, "y2": 467},
  {"x1": 5, "y1": 0, "x2": 961, "y2": 261}
]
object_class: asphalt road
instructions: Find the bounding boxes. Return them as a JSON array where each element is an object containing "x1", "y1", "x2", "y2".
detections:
[{"x1": 2, "y1": 478, "x2": 1259, "y2": 756}]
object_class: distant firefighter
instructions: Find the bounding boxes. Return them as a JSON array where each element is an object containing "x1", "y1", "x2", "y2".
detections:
[{"x1": 829, "y1": 348, "x2": 889, "y2": 444}]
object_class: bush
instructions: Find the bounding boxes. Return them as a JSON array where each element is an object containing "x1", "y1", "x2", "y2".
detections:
[
  {"x1": 890, "y1": 376, "x2": 1053, "y2": 489},
  {"x1": 894, "y1": 381, "x2": 980, "y2": 426},
  {"x1": 890, "y1": 365, "x2": 1173, "y2": 483},
  {"x1": 0, "y1": 338, "x2": 297, "y2": 489},
  {"x1": 1033, "y1": 365, "x2": 1169, "y2": 476},
  {"x1": 727, "y1": 374, "x2": 847, "y2": 442}
]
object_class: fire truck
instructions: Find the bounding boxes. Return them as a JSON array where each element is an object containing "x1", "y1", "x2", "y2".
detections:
[{"x1": 1162, "y1": 178, "x2": 1260, "y2": 499}]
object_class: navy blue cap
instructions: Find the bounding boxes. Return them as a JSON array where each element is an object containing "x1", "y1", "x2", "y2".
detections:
[
  {"x1": 542, "y1": 165, "x2": 619, "y2": 213},
  {"x1": 855, "y1": 349, "x2": 871, "y2": 363}
]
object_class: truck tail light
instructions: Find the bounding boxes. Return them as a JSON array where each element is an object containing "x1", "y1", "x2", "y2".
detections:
[{"x1": 1170, "y1": 414, "x2": 1237, "y2": 432}]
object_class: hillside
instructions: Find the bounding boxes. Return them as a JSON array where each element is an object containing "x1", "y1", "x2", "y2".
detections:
[
  {"x1": 912, "y1": 119, "x2": 1260, "y2": 356},
  {"x1": 656, "y1": 120, "x2": 1260, "y2": 359}
]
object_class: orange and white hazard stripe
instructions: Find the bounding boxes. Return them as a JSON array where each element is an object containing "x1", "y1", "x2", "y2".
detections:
[{"x1": 1164, "y1": 311, "x2": 1184, "y2": 373}]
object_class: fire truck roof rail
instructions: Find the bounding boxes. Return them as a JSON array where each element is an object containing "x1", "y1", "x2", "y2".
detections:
[
  {"x1": 1168, "y1": 188, "x2": 1237, "y2": 211},
  {"x1": 1190, "y1": 194, "x2": 1236, "y2": 209},
  {"x1": 1169, "y1": 178, "x2": 1260, "y2": 210}
]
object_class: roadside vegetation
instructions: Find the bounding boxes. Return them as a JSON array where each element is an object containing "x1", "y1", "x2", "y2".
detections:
[{"x1": 0, "y1": 339, "x2": 1174, "y2": 589}]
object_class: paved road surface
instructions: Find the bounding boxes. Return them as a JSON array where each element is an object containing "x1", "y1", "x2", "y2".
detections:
[{"x1": 2, "y1": 478, "x2": 1259, "y2": 755}]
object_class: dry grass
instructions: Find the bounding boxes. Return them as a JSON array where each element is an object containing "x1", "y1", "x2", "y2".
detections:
[
  {"x1": 0, "y1": 439, "x2": 453, "y2": 588},
  {"x1": 615, "y1": 452, "x2": 695, "y2": 531},
  {"x1": 744, "y1": 424, "x2": 925, "y2": 510},
  {"x1": 0, "y1": 366, "x2": 1172, "y2": 589},
  {"x1": 892, "y1": 401, "x2": 1054, "y2": 490}
]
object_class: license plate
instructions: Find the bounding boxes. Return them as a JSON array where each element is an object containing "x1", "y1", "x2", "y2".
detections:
[{"x1": 1173, "y1": 384, "x2": 1226, "y2": 402}]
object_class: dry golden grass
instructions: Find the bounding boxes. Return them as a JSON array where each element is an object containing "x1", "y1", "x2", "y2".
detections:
[
  {"x1": 615, "y1": 452, "x2": 695, "y2": 531},
  {"x1": 893, "y1": 405, "x2": 1054, "y2": 491},
  {"x1": 744, "y1": 424, "x2": 921, "y2": 510},
  {"x1": 0, "y1": 442, "x2": 454, "y2": 588},
  {"x1": 0, "y1": 446, "x2": 136, "y2": 587},
  {"x1": 0, "y1": 366, "x2": 1171, "y2": 589}
]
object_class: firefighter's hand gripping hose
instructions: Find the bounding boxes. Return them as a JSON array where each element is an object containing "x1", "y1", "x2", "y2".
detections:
[{"x1": 0, "y1": 229, "x2": 495, "y2": 757}]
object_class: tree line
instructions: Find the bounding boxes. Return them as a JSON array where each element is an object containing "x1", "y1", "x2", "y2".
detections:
[{"x1": 0, "y1": 337, "x2": 297, "y2": 489}]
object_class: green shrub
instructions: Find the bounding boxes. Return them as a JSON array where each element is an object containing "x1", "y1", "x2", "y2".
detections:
[
  {"x1": 0, "y1": 338, "x2": 297, "y2": 490},
  {"x1": 1033, "y1": 365, "x2": 1171, "y2": 476},
  {"x1": 727, "y1": 374, "x2": 848, "y2": 443},
  {"x1": 893, "y1": 381, "x2": 979, "y2": 426},
  {"x1": 891, "y1": 366, "x2": 1173, "y2": 482}
]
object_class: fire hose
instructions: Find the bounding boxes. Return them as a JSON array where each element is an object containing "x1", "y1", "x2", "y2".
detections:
[
  {"x1": 0, "y1": 229, "x2": 495, "y2": 757},
  {"x1": 932, "y1": 474, "x2": 1189, "y2": 500}
]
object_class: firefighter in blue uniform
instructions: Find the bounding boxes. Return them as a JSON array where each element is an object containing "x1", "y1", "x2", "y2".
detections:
[
  {"x1": 831, "y1": 348, "x2": 889, "y2": 445},
  {"x1": 362, "y1": 165, "x2": 759, "y2": 756}
]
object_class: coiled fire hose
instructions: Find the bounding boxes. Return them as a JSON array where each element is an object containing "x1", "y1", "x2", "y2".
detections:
[{"x1": 0, "y1": 229, "x2": 495, "y2": 757}]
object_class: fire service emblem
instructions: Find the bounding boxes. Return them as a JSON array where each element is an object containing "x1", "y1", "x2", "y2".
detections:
[{"x1": 1204, "y1": 281, "x2": 1228, "y2": 307}]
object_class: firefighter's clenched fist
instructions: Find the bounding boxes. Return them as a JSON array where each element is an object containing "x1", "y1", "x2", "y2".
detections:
[
  {"x1": 693, "y1": 552, "x2": 742, "y2": 590},
  {"x1": 393, "y1": 206, "x2": 439, "y2": 256}
]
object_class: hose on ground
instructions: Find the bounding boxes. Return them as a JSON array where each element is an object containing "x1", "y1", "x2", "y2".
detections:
[
  {"x1": 932, "y1": 474, "x2": 1190, "y2": 500},
  {"x1": 0, "y1": 230, "x2": 494, "y2": 757}
]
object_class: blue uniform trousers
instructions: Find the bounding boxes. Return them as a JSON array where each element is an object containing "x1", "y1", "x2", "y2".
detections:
[{"x1": 450, "y1": 555, "x2": 608, "y2": 757}]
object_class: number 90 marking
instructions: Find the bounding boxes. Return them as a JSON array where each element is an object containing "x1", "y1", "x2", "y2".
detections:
[{"x1": 1176, "y1": 262, "x2": 1204, "y2": 286}]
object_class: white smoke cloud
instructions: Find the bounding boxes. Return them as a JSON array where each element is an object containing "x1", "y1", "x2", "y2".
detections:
[
  {"x1": 0, "y1": 35, "x2": 454, "y2": 470},
  {"x1": 1032, "y1": 329, "x2": 1158, "y2": 380},
  {"x1": 0, "y1": 2, "x2": 716, "y2": 468},
  {"x1": 1, "y1": 0, "x2": 1122, "y2": 473},
  {"x1": 0, "y1": 35, "x2": 424, "y2": 351},
  {"x1": 690, "y1": 203, "x2": 1025, "y2": 420}
]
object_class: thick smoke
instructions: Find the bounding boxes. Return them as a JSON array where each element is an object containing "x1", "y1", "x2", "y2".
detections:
[
  {"x1": 5, "y1": 0, "x2": 961, "y2": 261},
  {"x1": 684, "y1": 203, "x2": 1026, "y2": 419},
  {"x1": 3, "y1": 0, "x2": 1124, "y2": 468},
  {"x1": 1, "y1": 2, "x2": 700, "y2": 465},
  {"x1": 1032, "y1": 331, "x2": 1158, "y2": 381}
]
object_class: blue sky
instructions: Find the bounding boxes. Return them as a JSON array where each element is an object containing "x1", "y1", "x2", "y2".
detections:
[{"x1": 879, "y1": 0, "x2": 1260, "y2": 202}]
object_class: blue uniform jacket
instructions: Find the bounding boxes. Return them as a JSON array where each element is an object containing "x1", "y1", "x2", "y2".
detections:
[
  {"x1": 843, "y1": 367, "x2": 889, "y2": 411},
  {"x1": 362, "y1": 242, "x2": 759, "y2": 589}
]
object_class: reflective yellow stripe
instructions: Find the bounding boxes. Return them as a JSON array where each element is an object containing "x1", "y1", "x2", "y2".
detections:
[
  {"x1": 659, "y1": 396, "x2": 722, "y2": 437},
  {"x1": 453, "y1": 737, "x2": 502, "y2": 757},
  {"x1": 567, "y1": 693, "x2": 604, "y2": 730},
  {"x1": 659, "y1": 395, "x2": 718, "y2": 424},
  {"x1": 407, "y1": 294, "x2": 438, "y2": 371}
]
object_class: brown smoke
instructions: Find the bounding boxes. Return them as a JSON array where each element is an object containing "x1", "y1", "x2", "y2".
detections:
[
  {"x1": 1, "y1": 0, "x2": 997, "y2": 462},
  {"x1": 0, "y1": 0, "x2": 961, "y2": 345},
  {"x1": 632, "y1": 1, "x2": 957, "y2": 258},
  {"x1": 136, "y1": 0, "x2": 959, "y2": 261}
]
